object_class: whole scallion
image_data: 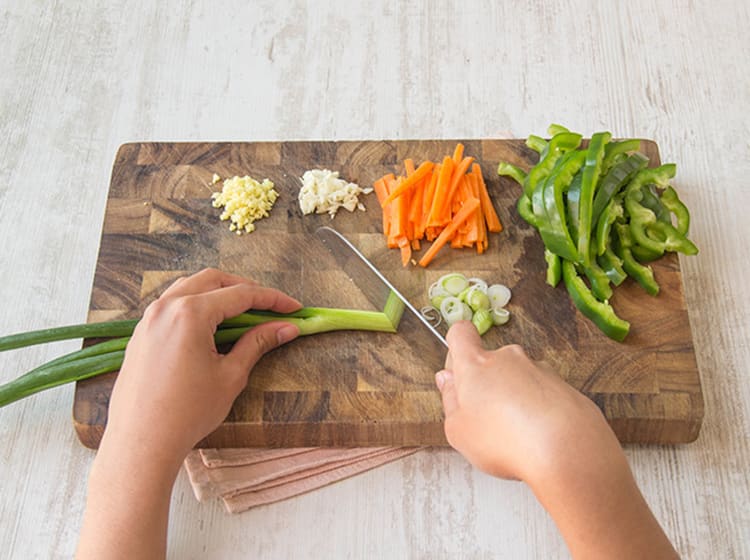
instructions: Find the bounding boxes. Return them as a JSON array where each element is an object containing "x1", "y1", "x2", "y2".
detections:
[{"x1": 0, "y1": 305, "x2": 402, "y2": 409}]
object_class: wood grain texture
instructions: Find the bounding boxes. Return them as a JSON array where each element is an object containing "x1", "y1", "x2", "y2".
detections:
[
  {"x1": 72, "y1": 139, "x2": 703, "y2": 449},
  {"x1": 1, "y1": 1, "x2": 748, "y2": 558}
]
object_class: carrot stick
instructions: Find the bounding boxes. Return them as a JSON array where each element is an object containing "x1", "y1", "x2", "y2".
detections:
[
  {"x1": 398, "y1": 237, "x2": 411, "y2": 267},
  {"x1": 473, "y1": 163, "x2": 502, "y2": 233},
  {"x1": 419, "y1": 169, "x2": 439, "y2": 238},
  {"x1": 409, "y1": 174, "x2": 426, "y2": 225},
  {"x1": 442, "y1": 156, "x2": 474, "y2": 219},
  {"x1": 452, "y1": 143, "x2": 464, "y2": 164},
  {"x1": 382, "y1": 161, "x2": 434, "y2": 206},
  {"x1": 428, "y1": 156, "x2": 454, "y2": 227},
  {"x1": 404, "y1": 158, "x2": 416, "y2": 176},
  {"x1": 418, "y1": 198, "x2": 481, "y2": 267},
  {"x1": 373, "y1": 177, "x2": 392, "y2": 237}
]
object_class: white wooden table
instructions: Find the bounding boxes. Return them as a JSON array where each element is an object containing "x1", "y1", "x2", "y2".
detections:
[{"x1": 1, "y1": 1, "x2": 748, "y2": 558}]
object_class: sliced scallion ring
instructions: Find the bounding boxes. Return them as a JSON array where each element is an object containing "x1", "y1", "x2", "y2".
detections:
[
  {"x1": 420, "y1": 306, "x2": 442, "y2": 328},
  {"x1": 488, "y1": 284, "x2": 512, "y2": 309},
  {"x1": 438, "y1": 273, "x2": 469, "y2": 296},
  {"x1": 440, "y1": 296, "x2": 469, "y2": 327},
  {"x1": 467, "y1": 278, "x2": 488, "y2": 293},
  {"x1": 491, "y1": 307, "x2": 511, "y2": 325}
]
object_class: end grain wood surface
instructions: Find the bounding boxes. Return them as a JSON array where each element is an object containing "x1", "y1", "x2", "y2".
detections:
[
  {"x1": 72, "y1": 139, "x2": 702, "y2": 449},
  {"x1": 0, "y1": 1, "x2": 748, "y2": 558}
]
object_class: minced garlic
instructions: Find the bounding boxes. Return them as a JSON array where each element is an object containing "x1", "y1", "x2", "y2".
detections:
[
  {"x1": 211, "y1": 175, "x2": 278, "y2": 234},
  {"x1": 298, "y1": 169, "x2": 372, "y2": 218}
]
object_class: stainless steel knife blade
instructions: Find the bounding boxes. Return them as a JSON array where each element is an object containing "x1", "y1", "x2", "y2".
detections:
[{"x1": 315, "y1": 226, "x2": 448, "y2": 371}]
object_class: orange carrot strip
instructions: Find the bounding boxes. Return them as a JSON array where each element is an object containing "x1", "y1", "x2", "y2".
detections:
[
  {"x1": 382, "y1": 161, "x2": 434, "y2": 206},
  {"x1": 452, "y1": 143, "x2": 464, "y2": 164},
  {"x1": 409, "y1": 172, "x2": 427, "y2": 226},
  {"x1": 398, "y1": 237, "x2": 411, "y2": 267},
  {"x1": 473, "y1": 163, "x2": 502, "y2": 233},
  {"x1": 418, "y1": 198, "x2": 481, "y2": 267},
  {"x1": 373, "y1": 178, "x2": 390, "y2": 234},
  {"x1": 404, "y1": 158, "x2": 416, "y2": 176},
  {"x1": 419, "y1": 169, "x2": 439, "y2": 238},
  {"x1": 428, "y1": 156, "x2": 454, "y2": 227},
  {"x1": 442, "y1": 156, "x2": 475, "y2": 219}
]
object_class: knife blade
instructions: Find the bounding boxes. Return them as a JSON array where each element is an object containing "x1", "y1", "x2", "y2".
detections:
[{"x1": 315, "y1": 226, "x2": 448, "y2": 372}]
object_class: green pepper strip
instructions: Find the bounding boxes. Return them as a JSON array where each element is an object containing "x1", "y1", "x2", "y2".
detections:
[
  {"x1": 597, "y1": 246, "x2": 627, "y2": 286},
  {"x1": 539, "y1": 151, "x2": 587, "y2": 262},
  {"x1": 566, "y1": 171, "x2": 583, "y2": 242},
  {"x1": 660, "y1": 186, "x2": 691, "y2": 235},
  {"x1": 639, "y1": 184, "x2": 672, "y2": 224},
  {"x1": 624, "y1": 167, "x2": 698, "y2": 256},
  {"x1": 547, "y1": 123, "x2": 570, "y2": 136},
  {"x1": 525, "y1": 135, "x2": 548, "y2": 154},
  {"x1": 562, "y1": 260, "x2": 630, "y2": 342},
  {"x1": 631, "y1": 244, "x2": 663, "y2": 263},
  {"x1": 516, "y1": 195, "x2": 539, "y2": 227},
  {"x1": 544, "y1": 249, "x2": 562, "y2": 288},
  {"x1": 497, "y1": 162, "x2": 527, "y2": 186},
  {"x1": 602, "y1": 139, "x2": 641, "y2": 174},
  {"x1": 614, "y1": 223, "x2": 660, "y2": 295},
  {"x1": 595, "y1": 197, "x2": 624, "y2": 256},
  {"x1": 522, "y1": 131, "x2": 582, "y2": 198},
  {"x1": 591, "y1": 152, "x2": 649, "y2": 224},
  {"x1": 577, "y1": 131, "x2": 612, "y2": 265}
]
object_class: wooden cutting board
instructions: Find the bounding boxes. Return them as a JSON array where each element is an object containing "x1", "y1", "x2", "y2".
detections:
[{"x1": 73, "y1": 140, "x2": 703, "y2": 448}]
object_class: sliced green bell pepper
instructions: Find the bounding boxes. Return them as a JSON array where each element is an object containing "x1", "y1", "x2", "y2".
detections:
[
  {"x1": 595, "y1": 197, "x2": 624, "y2": 256},
  {"x1": 497, "y1": 162, "x2": 527, "y2": 186},
  {"x1": 597, "y1": 246, "x2": 627, "y2": 286},
  {"x1": 614, "y1": 223, "x2": 660, "y2": 296},
  {"x1": 577, "y1": 131, "x2": 612, "y2": 265},
  {"x1": 591, "y1": 152, "x2": 649, "y2": 225},
  {"x1": 660, "y1": 186, "x2": 691, "y2": 235},
  {"x1": 566, "y1": 171, "x2": 583, "y2": 242},
  {"x1": 562, "y1": 260, "x2": 630, "y2": 341},
  {"x1": 602, "y1": 139, "x2": 641, "y2": 174},
  {"x1": 545, "y1": 248, "x2": 562, "y2": 287},
  {"x1": 523, "y1": 131, "x2": 582, "y2": 198},
  {"x1": 539, "y1": 150, "x2": 587, "y2": 262}
]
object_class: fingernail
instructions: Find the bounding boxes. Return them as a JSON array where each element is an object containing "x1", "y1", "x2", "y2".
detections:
[
  {"x1": 435, "y1": 371, "x2": 446, "y2": 390},
  {"x1": 276, "y1": 325, "x2": 299, "y2": 345}
]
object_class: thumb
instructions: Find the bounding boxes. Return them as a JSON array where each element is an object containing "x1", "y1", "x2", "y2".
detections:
[
  {"x1": 435, "y1": 369, "x2": 458, "y2": 418},
  {"x1": 225, "y1": 321, "x2": 299, "y2": 375},
  {"x1": 445, "y1": 320, "x2": 483, "y2": 370}
]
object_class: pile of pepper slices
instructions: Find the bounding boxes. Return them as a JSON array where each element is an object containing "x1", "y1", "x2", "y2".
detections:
[{"x1": 498, "y1": 124, "x2": 698, "y2": 341}]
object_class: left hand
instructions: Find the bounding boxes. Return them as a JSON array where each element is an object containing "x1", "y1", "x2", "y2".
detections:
[{"x1": 103, "y1": 268, "x2": 302, "y2": 463}]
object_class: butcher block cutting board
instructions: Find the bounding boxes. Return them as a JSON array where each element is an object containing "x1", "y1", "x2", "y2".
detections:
[{"x1": 73, "y1": 139, "x2": 703, "y2": 448}]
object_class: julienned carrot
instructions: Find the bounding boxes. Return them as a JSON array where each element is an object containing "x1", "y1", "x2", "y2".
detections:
[
  {"x1": 373, "y1": 144, "x2": 503, "y2": 267},
  {"x1": 473, "y1": 163, "x2": 502, "y2": 233},
  {"x1": 418, "y1": 198, "x2": 481, "y2": 267},
  {"x1": 428, "y1": 156, "x2": 454, "y2": 227},
  {"x1": 452, "y1": 143, "x2": 464, "y2": 163},
  {"x1": 382, "y1": 161, "x2": 434, "y2": 206}
]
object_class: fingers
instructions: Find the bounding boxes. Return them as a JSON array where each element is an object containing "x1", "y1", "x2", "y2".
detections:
[
  {"x1": 224, "y1": 322, "x2": 300, "y2": 383},
  {"x1": 161, "y1": 268, "x2": 257, "y2": 299},
  {"x1": 435, "y1": 369, "x2": 458, "y2": 417},
  {"x1": 196, "y1": 283, "x2": 302, "y2": 326},
  {"x1": 445, "y1": 320, "x2": 484, "y2": 369}
]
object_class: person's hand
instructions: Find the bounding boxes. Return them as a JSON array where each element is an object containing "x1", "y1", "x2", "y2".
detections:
[
  {"x1": 434, "y1": 320, "x2": 623, "y2": 485},
  {"x1": 104, "y1": 268, "x2": 302, "y2": 463},
  {"x1": 77, "y1": 269, "x2": 302, "y2": 560},
  {"x1": 435, "y1": 321, "x2": 679, "y2": 560}
]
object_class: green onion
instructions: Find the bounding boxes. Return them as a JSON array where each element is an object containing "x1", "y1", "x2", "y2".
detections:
[{"x1": 0, "y1": 306, "x2": 401, "y2": 409}]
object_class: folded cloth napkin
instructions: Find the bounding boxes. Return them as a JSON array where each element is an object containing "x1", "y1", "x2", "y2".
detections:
[{"x1": 184, "y1": 447, "x2": 420, "y2": 514}]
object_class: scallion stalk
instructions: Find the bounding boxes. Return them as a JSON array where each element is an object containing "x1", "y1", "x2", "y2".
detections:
[{"x1": 0, "y1": 306, "x2": 400, "y2": 409}]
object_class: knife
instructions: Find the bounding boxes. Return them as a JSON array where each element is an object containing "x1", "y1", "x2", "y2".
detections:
[{"x1": 315, "y1": 226, "x2": 448, "y2": 372}]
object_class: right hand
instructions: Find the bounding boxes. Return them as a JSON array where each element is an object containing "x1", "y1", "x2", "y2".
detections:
[{"x1": 435, "y1": 321, "x2": 626, "y2": 486}]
